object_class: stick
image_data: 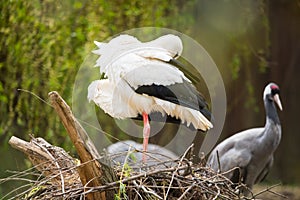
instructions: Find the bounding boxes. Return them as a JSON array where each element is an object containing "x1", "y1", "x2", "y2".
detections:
[
  {"x1": 65, "y1": 164, "x2": 189, "y2": 195},
  {"x1": 216, "y1": 150, "x2": 221, "y2": 172},
  {"x1": 177, "y1": 183, "x2": 194, "y2": 200},
  {"x1": 8, "y1": 136, "x2": 81, "y2": 187},
  {"x1": 48, "y1": 91, "x2": 112, "y2": 200},
  {"x1": 252, "y1": 183, "x2": 288, "y2": 199},
  {"x1": 31, "y1": 138, "x2": 65, "y2": 196},
  {"x1": 165, "y1": 144, "x2": 193, "y2": 199}
]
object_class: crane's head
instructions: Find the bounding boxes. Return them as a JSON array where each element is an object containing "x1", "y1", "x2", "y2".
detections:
[{"x1": 263, "y1": 83, "x2": 283, "y2": 111}]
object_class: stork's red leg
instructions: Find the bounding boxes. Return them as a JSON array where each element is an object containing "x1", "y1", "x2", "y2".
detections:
[{"x1": 142, "y1": 112, "x2": 150, "y2": 162}]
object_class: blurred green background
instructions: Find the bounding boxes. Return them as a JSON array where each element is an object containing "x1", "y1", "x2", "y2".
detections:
[{"x1": 1, "y1": 0, "x2": 299, "y2": 197}]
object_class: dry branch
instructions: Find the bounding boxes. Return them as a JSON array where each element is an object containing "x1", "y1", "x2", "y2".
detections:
[
  {"x1": 7, "y1": 135, "x2": 83, "y2": 199},
  {"x1": 48, "y1": 91, "x2": 116, "y2": 200},
  {"x1": 9, "y1": 136, "x2": 80, "y2": 187}
]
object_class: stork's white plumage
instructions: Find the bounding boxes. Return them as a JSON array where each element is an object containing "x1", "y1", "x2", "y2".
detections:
[
  {"x1": 207, "y1": 83, "x2": 282, "y2": 193},
  {"x1": 88, "y1": 34, "x2": 213, "y2": 162}
]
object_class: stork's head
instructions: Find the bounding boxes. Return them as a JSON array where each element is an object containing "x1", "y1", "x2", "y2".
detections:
[
  {"x1": 148, "y1": 34, "x2": 183, "y2": 58},
  {"x1": 263, "y1": 83, "x2": 283, "y2": 111}
]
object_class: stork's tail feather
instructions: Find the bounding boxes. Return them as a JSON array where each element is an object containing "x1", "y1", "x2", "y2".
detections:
[
  {"x1": 94, "y1": 40, "x2": 103, "y2": 48},
  {"x1": 87, "y1": 80, "x2": 115, "y2": 116},
  {"x1": 153, "y1": 98, "x2": 213, "y2": 131},
  {"x1": 87, "y1": 80, "x2": 100, "y2": 102}
]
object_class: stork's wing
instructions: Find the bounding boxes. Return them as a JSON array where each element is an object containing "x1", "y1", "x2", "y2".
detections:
[
  {"x1": 125, "y1": 55, "x2": 212, "y2": 130},
  {"x1": 120, "y1": 58, "x2": 188, "y2": 90},
  {"x1": 121, "y1": 54, "x2": 211, "y2": 120},
  {"x1": 168, "y1": 58, "x2": 201, "y2": 84},
  {"x1": 137, "y1": 53, "x2": 201, "y2": 83},
  {"x1": 135, "y1": 79, "x2": 211, "y2": 121}
]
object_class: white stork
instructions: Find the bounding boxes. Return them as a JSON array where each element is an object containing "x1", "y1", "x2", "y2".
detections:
[
  {"x1": 88, "y1": 34, "x2": 213, "y2": 162},
  {"x1": 207, "y1": 83, "x2": 282, "y2": 193}
]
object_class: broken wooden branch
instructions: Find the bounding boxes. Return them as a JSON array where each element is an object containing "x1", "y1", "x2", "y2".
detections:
[
  {"x1": 48, "y1": 91, "x2": 115, "y2": 200},
  {"x1": 9, "y1": 136, "x2": 81, "y2": 189},
  {"x1": 7, "y1": 91, "x2": 116, "y2": 199}
]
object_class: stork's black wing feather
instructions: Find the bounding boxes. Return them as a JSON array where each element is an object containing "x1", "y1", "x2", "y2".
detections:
[
  {"x1": 135, "y1": 79, "x2": 211, "y2": 121},
  {"x1": 168, "y1": 58, "x2": 201, "y2": 83},
  {"x1": 132, "y1": 57, "x2": 211, "y2": 129}
]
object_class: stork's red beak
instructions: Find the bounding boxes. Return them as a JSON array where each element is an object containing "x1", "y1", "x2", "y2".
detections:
[{"x1": 273, "y1": 94, "x2": 283, "y2": 111}]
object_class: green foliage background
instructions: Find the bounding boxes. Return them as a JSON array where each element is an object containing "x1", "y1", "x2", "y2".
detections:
[
  {"x1": 0, "y1": 0, "x2": 194, "y2": 194},
  {"x1": 1, "y1": 0, "x2": 299, "y2": 196}
]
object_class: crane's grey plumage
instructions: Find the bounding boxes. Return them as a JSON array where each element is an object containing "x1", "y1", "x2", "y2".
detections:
[
  {"x1": 106, "y1": 140, "x2": 178, "y2": 168},
  {"x1": 207, "y1": 83, "x2": 282, "y2": 191}
]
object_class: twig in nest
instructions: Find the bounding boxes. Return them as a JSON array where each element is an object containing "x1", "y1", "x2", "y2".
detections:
[
  {"x1": 133, "y1": 180, "x2": 163, "y2": 199},
  {"x1": 251, "y1": 183, "x2": 288, "y2": 199},
  {"x1": 30, "y1": 137, "x2": 65, "y2": 196},
  {"x1": 177, "y1": 182, "x2": 195, "y2": 200},
  {"x1": 165, "y1": 144, "x2": 193, "y2": 199},
  {"x1": 216, "y1": 150, "x2": 221, "y2": 172}
]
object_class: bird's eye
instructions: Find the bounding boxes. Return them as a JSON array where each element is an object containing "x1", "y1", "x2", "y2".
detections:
[{"x1": 271, "y1": 88, "x2": 280, "y2": 96}]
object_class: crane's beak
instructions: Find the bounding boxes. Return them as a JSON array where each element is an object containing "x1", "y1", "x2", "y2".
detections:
[{"x1": 273, "y1": 94, "x2": 283, "y2": 111}]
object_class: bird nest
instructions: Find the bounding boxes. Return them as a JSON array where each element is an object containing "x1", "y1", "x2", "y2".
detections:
[
  {"x1": 1, "y1": 138, "x2": 244, "y2": 200},
  {"x1": 2, "y1": 137, "x2": 285, "y2": 200}
]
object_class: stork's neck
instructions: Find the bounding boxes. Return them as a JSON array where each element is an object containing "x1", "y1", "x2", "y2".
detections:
[{"x1": 264, "y1": 98, "x2": 280, "y2": 126}]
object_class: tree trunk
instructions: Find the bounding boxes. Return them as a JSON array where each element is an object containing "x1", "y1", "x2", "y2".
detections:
[{"x1": 268, "y1": 0, "x2": 300, "y2": 183}]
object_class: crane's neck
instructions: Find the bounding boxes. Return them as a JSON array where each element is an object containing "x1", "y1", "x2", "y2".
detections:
[
  {"x1": 261, "y1": 97, "x2": 282, "y2": 152},
  {"x1": 264, "y1": 98, "x2": 280, "y2": 126}
]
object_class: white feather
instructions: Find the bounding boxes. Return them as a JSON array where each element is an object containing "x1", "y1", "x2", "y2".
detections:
[
  {"x1": 93, "y1": 34, "x2": 183, "y2": 79},
  {"x1": 94, "y1": 41, "x2": 104, "y2": 48},
  {"x1": 88, "y1": 80, "x2": 115, "y2": 116},
  {"x1": 154, "y1": 98, "x2": 213, "y2": 130},
  {"x1": 107, "y1": 53, "x2": 190, "y2": 89},
  {"x1": 145, "y1": 34, "x2": 182, "y2": 58}
]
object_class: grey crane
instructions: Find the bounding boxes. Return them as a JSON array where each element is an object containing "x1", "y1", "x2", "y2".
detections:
[{"x1": 207, "y1": 82, "x2": 282, "y2": 191}]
